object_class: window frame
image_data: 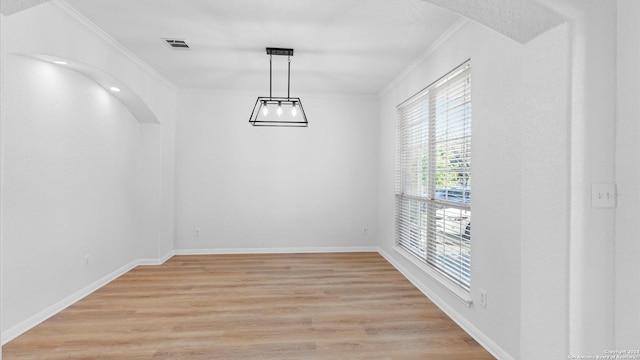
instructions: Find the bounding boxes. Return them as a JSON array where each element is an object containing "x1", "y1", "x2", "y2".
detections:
[{"x1": 395, "y1": 60, "x2": 472, "y2": 298}]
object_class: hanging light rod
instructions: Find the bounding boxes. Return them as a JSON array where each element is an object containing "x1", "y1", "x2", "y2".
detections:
[{"x1": 249, "y1": 47, "x2": 308, "y2": 127}]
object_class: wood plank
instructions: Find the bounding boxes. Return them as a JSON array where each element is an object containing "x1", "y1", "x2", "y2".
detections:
[{"x1": 3, "y1": 252, "x2": 495, "y2": 359}]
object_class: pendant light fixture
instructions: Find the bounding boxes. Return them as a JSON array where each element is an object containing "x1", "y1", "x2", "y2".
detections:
[{"x1": 249, "y1": 48, "x2": 308, "y2": 127}]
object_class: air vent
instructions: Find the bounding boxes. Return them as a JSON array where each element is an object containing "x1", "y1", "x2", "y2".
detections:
[{"x1": 163, "y1": 38, "x2": 190, "y2": 49}]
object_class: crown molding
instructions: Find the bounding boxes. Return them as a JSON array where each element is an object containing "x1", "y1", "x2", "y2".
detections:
[
  {"x1": 52, "y1": 0, "x2": 177, "y2": 92},
  {"x1": 378, "y1": 17, "x2": 469, "y2": 99},
  {"x1": 178, "y1": 87, "x2": 378, "y2": 100},
  {"x1": 174, "y1": 247, "x2": 379, "y2": 256}
]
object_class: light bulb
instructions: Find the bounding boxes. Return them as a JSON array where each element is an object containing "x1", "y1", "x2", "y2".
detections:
[
  {"x1": 277, "y1": 102, "x2": 283, "y2": 116},
  {"x1": 262, "y1": 104, "x2": 269, "y2": 116},
  {"x1": 291, "y1": 103, "x2": 298, "y2": 117}
]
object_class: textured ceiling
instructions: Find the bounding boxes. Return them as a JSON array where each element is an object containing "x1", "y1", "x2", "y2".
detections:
[
  {"x1": 62, "y1": 0, "x2": 461, "y2": 95},
  {"x1": 0, "y1": 0, "x2": 50, "y2": 16},
  {"x1": 5, "y1": 0, "x2": 565, "y2": 94},
  {"x1": 425, "y1": 0, "x2": 564, "y2": 43}
]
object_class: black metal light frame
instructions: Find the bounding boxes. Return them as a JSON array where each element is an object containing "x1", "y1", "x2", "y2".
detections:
[{"x1": 249, "y1": 48, "x2": 308, "y2": 127}]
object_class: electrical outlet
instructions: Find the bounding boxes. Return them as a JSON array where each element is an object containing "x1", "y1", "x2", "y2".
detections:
[
  {"x1": 84, "y1": 254, "x2": 90, "y2": 267},
  {"x1": 479, "y1": 289, "x2": 487, "y2": 309}
]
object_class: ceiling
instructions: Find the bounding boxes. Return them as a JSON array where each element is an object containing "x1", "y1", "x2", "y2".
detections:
[
  {"x1": 0, "y1": 0, "x2": 49, "y2": 15},
  {"x1": 62, "y1": 0, "x2": 461, "y2": 95}
]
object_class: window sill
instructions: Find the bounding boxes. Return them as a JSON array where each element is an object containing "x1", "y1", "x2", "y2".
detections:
[{"x1": 393, "y1": 245, "x2": 473, "y2": 307}]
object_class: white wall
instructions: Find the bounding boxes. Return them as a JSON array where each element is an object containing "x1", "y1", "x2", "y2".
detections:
[
  {"x1": 0, "y1": 1, "x2": 635, "y2": 359},
  {"x1": 174, "y1": 91, "x2": 379, "y2": 252},
  {"x1": 1, "y1": 1, "x2": 175, "y2": 259},
  {"x1": 1, "y1": 2, "x2": 177, "y2": 342},
  {"x1": 519, "y1": 23, "x2": 571, "y2": 360},
  {"x1": 3, "y1": 1, "x2": 178, "y2": 261},
  {"x1": 159, "y1": 102, "x2": 176, "y2": 258},
  {"x1": 615, "y1": 0, "x2": 640, "y2": 348},
  {"x1": 569, "y1": 2, "x2": 618, "y2": 354},
  {"x1": 377, "y1": 21, "x2": 525, "y2": 358},
  {"x1": 380, "y1": 1, "x2": 630, "y2": 357},
  {"x1": 0, "y1": 11, "x2": 6, "y2": 359},
  {"x1": 2, "y1": 54, "x2": 141, "y2": 331},
  {"x1": 529, "y1": 0, "x2": 619, "y2": 356}
]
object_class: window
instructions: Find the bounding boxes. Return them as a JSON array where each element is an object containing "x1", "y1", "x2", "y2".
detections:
[{"x1": 396, "y1": 61, "x2": 472, "y2": 291}]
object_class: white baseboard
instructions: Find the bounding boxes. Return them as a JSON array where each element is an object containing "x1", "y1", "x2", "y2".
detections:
[
  {"x1": 137, "y1": 250, "x2": 176, "y2": 265},
  {"x1": 1, "y1": 250, "x2": 176, "y2": 345},
  {"x1": 376, "y1": 247, "x2": 515, "y2": 360},
  {"x1": 2, "y1": 248, "x2": 379, "y2": 345},
  {"x1": 3, "y1": 246, "x2": 510, "y2": 360},
  {"x1": 2, "y1": 260, "x2": 137, "y2": 345},
  {"x1": 174, "y1": 246, "x2": 379, "y2": 255}
]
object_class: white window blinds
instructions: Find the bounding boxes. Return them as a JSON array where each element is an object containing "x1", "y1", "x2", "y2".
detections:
[{"x1": 396, "y1": 61, "x2": 471, "y2": 291}]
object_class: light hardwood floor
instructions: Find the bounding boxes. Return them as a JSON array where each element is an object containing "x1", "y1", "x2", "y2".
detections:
[{"x1": 3, "y1": 252, "x2": 495, "y2": 359}]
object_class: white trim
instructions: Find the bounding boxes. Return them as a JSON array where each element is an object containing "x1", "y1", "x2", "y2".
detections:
[
  {"x1": 2, "y1": 248, "x2": 377, "y2": 344},
  {"x1": 137, "y1": 250, "x2": 175, "y2": 266},
  {"x1": 52, "y1": 0, "x2": 177, "y2": 91},
  {"x1": 177, "y1": 88, "x2": 257, "y2": 96},
  {"x1": 378, "y1": 17, "x2": 469, "y2": 98},
  {"x1": 174, "y1": 246, "x2": 379, "y2": 256},
  {"x1": 1, "y1": 11, "x2": 6, "y2": 354},
  {"x1": 2, "y1": 246, "x2": 510, "y2": 360},
  {"x1": 1, "y1": 260, "x2": 137, "y2": 345},
  {"x1": 377, "y1": 247, "x2": 515, "y2": 360},
  {"x1": 393, "y1": 245, "x2": 473, "y2": 305},
  {"x1": 1, "y1": 250, "x2": 175, "y2": 345},
  {"x1": 178, "y1": 87, "x2": 378, "y2": 100}
]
